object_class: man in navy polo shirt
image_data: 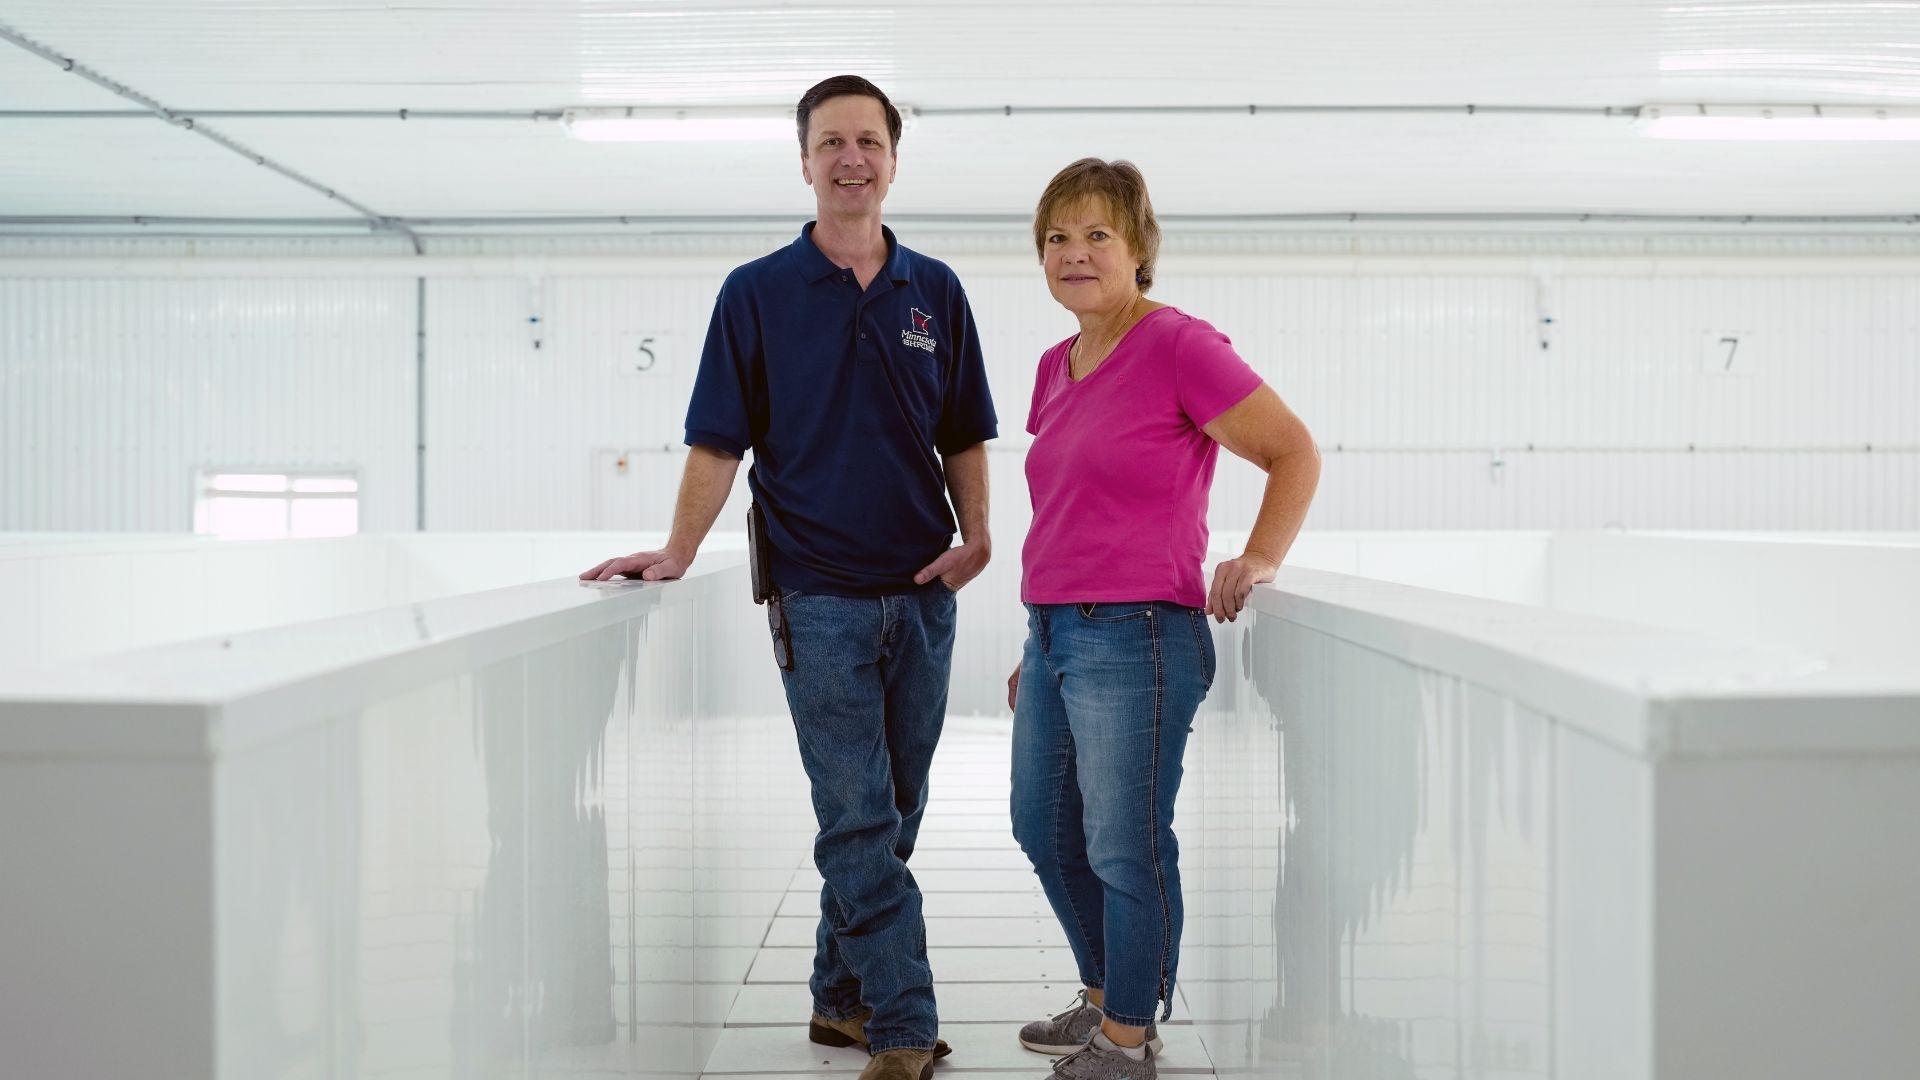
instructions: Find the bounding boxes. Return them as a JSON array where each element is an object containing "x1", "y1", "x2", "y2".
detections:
[{"x1": 581, "y1": 75, "x2": 995, "y2": 1079}]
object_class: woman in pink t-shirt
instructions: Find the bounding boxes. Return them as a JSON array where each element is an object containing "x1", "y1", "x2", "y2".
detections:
[{"x1": 1006, "y1": 159, "x2": 1320, "y2": 1077}]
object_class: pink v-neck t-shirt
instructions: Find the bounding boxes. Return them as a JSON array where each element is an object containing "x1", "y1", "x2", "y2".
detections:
[{"x1": 1021, "y1": 306, "x2": 1263, "y2": 608}]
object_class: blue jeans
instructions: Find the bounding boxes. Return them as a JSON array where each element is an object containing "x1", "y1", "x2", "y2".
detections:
[
  {"x1": 774, "y1": 585, "x2": 956, "y2": 1053},
  {"x1": 1011, "y1": 601, "x2": 1215, "y2": 1028}
]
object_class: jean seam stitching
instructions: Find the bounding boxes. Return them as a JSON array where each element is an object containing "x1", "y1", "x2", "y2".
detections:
[
  {"x1": 1187, "y1": 609, "x2": 1215, "y2": 687},
  {"x1": 1028, "y1": 607, "x2": 1097, "y2": 987},
  {"x1": 1147, "y1": 606, "x2": 1174, "y2": 1021},
  {"x1": 1050, "y1": 708, "x2": 1100, "y2": 988}
]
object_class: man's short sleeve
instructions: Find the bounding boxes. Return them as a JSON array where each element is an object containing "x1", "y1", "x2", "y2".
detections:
[
  {"x1": 935, "y1": 283, "x2": 999, "y2": 454},
  {"x1": 683, "y1": 275, "x2": 759, "y2": 457}
]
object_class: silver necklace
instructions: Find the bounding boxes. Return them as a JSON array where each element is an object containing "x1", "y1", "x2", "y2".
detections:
[{"x1": 1072, "y1": 297, "x2": 1142, "y2": 376}]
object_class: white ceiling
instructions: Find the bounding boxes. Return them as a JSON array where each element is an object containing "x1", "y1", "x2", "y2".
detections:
[{"x1": 4, "y1": 1, "x2": 1920, "y2": 229}]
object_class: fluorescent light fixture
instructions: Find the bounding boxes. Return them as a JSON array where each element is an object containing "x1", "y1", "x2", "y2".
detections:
[
  {"x1": 1637, "y1": 104, "x2": 1920, "y2": 141},
  {"x1": 562, "y1": 107, "x2": 795, "y2": 142}
]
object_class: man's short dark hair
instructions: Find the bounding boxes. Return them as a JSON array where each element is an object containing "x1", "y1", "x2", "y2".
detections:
[{"x1": 796, "y1": 75, "x2": 903, "y2": 153}]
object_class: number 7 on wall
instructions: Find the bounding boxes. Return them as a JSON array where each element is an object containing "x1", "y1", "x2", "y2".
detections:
[{"x1": 1699, "y1": 330, "x2": 1754, "y2": 376}]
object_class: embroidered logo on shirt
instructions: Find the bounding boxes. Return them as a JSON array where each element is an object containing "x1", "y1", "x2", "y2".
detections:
[{"x1": 901, "y1": 307, "x2": 938, "y2": 354}]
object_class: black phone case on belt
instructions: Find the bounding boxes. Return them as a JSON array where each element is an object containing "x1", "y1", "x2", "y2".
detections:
[{"x1": 747, "y1": 501, "x2": 774, "y2": 604}]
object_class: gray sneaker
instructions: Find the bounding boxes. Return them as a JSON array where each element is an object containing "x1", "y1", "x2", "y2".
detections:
[
  {"x1": 1017, "y1": 990, "x2": 1161, "y2": 1056},
  {"x1": 1048, "y1": 1036, "x2": 1157, "y2": 1079}
]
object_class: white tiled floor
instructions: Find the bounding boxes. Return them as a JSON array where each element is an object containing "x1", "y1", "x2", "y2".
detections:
[{"x1": 699, "y1": 717, "x2": 1217, "y2": 1077}]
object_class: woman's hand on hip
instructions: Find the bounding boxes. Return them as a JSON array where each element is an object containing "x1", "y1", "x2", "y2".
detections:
[
  {"x1": 1006, "y1": 662, "x2": 1021, "y2": 712},
  {"x1": 1207, "y1": 550, "x2": 1278, "y2": 623}
]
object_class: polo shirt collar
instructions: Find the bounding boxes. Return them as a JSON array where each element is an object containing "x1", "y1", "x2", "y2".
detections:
[{"x1": 791, "y1": 221, "x2": 912, "y2": 286}]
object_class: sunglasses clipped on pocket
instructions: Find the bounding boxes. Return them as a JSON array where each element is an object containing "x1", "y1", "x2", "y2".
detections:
[{"x1": 766, "y1": 590, "x2": 795, "y2": 673}]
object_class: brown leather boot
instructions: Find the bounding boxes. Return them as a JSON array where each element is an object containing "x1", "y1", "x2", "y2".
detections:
[
  {"x1": 857, "y1": 1047, "x2": 936, "y2": 1080},
  {"x1": 809, "y1": 1009, "x2": 951, "y2": 1058}
]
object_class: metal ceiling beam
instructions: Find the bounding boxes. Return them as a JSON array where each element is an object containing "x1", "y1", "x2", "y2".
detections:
[
  {"x1": 918, "y1": 104, "x2": 1640, "y2": 118},
  {"x1": 385, "y1": 212, "x2": 1920, "y2": 228},
  {"x1": 0, "y1": 215, "x2": 378, "y2": 227},
  {"x1": 14, "y1": 253, "x2": 1920, "y2": 281},
  {"x1": 7, "y1": 212, "x2": 1918, "y2": 230},
  {"x1": 0, "y1": 103, "x2": 1640, "y2": 122},
  {"x1": 0, "y1": 109, "x2": 566, "y2": 120},
  {"x1": 0, "y1": 19, "x2": 424, "y2": 252}
]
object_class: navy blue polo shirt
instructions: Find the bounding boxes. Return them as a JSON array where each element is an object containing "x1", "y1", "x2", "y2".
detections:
[{"x1": 684, "y1": 223, "x2": 998, "y2": 596}]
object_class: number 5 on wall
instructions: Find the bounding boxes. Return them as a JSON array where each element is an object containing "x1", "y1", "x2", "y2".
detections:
[{"x1": 616, "y1": 333, "x2": 671, "y2": 377}]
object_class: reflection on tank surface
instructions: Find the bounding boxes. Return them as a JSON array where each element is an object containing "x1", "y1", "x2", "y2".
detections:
[{"x1": 1186, "y1": 611, "x2": 1549, "y2": 1076}]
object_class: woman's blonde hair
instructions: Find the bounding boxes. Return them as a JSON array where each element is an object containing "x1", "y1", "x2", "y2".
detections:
[{"x1": 1032, "y1": 158, "x2": 1162, "y2": 292}]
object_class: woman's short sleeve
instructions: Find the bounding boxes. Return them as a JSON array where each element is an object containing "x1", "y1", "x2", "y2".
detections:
[
  {"x1": 1026, "y1": 343, "x2": 1065, "y2": 436},
  {"x1": 1173, "y1": 317, "x2": 1263, "y2": 427}
]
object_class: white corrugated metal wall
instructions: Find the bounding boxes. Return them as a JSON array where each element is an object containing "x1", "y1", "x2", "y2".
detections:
[
  {"x1": 3, "y1": 233, "x2": 1916, "y2": 534},
  {"x1": 0, "y1": 274, "x2": 417, "y2": 531}
]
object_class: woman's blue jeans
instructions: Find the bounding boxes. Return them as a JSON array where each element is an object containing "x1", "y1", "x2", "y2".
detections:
[{"x1": 1011, "y1": 601, "x2": 1216, "y2": 1028}]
